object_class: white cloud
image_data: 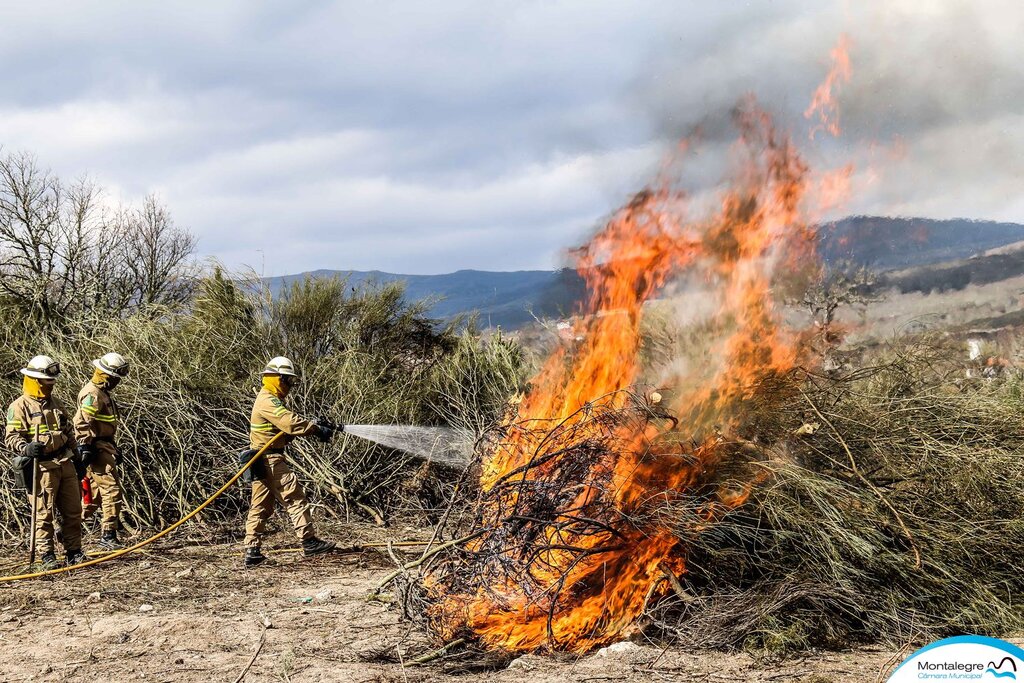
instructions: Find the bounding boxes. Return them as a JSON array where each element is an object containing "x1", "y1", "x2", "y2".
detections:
[
  {"x1": 0, "y1": 0, "x2": 1020, "y2": 275},
  {"x1": 0, "y1": 97, "x2": 184, "y2": 159},
  {"x1": 169, "y1": 141, "x2": 660, "y2": 274}
]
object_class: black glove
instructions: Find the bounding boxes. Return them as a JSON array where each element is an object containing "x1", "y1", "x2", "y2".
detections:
[
  {"x1": 314, "y1": 417, "x2": 336, "y2": 443},
  {"x1": 23, "y1": 442, "x2": 45, "y2": 460},
  {"x1": 76, "y1": 444, "x2": 98, "y2": 466}
]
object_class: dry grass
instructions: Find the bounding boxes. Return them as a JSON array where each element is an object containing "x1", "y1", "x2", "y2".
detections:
[{"x1": 650, "y1": 338, "x2": 1024, "y2": 655}]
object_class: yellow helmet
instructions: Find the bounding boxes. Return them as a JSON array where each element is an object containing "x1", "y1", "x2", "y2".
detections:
[{"x1": 20, "y1": 355, "x2": 60, "y2": 380}]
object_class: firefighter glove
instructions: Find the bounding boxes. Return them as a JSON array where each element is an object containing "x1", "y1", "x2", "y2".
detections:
[
  {"x1": 23, "y1": 441, "x2": 45, "y2": 460},
  {"x1": 314, "y1": 417, "x2": 336, "y2": 443}
]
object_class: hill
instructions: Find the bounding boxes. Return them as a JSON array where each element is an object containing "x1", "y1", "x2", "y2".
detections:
[
  {"x1": 269, "y1": 217, "x2": 1024, "y2": 328},
  {"x1": 267, "y1": 268, "x2": 585, "y2": 329},
  {"x1": 822, "y1": 216, "x2": 1024, "y2": 269}
]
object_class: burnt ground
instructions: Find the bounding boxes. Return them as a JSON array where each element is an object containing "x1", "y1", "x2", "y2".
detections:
[{"x1": 0, "y1": 521, "x2": 905, "y2": 682}]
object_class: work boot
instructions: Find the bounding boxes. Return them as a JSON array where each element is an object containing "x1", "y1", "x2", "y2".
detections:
[
  {"x1": 40, "y1": 551, "x2": 60, "y2": 570},
  {"x1": 99, "y1": 529, "x2": 123, "y2": 550},
  {"x1": 302, "y1": 537, "x2": 336, "y2": 557},
  {"x1": 66, "y1": 549, "x2": 89, "y2": 566},
  {"x1": 244, "y1": 547, "x2": 266, "y2": 568}
]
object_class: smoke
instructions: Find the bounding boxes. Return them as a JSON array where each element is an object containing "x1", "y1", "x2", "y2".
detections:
[{"x1": 634, "y1": 0, "x2": 1024, "y2": 223}]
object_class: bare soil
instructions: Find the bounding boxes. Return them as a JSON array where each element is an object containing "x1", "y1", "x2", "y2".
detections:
[{"x1": 0, "y1": 522, "x2": 901, "y2": 682}]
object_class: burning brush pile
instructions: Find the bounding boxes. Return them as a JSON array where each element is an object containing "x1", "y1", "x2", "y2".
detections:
[
  {"x1": 420, "y1": 98, "x2": 820, "y2": 654},
  {"x1": 397, "y1": 59, "x2": 1024, "y2": 656}
]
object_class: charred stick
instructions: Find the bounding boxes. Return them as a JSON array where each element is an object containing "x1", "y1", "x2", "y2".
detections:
[
  {"x1": 541, "y1": 547, "x2": 604, "y2": 647},
  {"x1": 555, "y1": 513, "x2": 629, "y2": 540},
  {"x1": 374, "y1": 531, "x2": 486, "y2": 593},
  {"x1": 405, "y1": 638, "x2": 467, "y2": 666},
  {"x1": 506, "y1": 513, "x2": 624, "y2": 540},
  {"x1": 493, "y1": 444, "x2": 584, "y2": 489}
]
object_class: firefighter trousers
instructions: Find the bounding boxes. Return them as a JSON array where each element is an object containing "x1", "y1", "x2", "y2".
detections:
[
  {"x1": 243, "y1": 453, "x2": 314, "y2": 548},
  {"x1": 28, "y1": 459, "x2": 83, "y2": 554},
  {"x1": 84, "y1": 449, "x2": 121, "y2": 531}
]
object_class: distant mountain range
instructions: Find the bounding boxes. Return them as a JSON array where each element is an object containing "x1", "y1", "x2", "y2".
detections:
[
  {"x1": 267, "y1": 217, "x2": 1024, "y2": 329},
  {"x1": 821, "y1": 216, "x2": 1024, "y2": 269},
  {"x1": 267, "y1": 268, "x2": 585, "y2": 328}
]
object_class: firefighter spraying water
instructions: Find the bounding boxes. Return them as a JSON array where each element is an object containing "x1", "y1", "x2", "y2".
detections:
[{"x1": 240, "y1": 356, "x2": 340, "y2": 567}]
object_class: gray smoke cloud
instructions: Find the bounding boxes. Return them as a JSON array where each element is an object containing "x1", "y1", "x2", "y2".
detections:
[
  {"x1": 639, "y1": 0, "x2": 1024, "y2": 223},
  {"x1": 0, "y1": 1, "x2": 1019, "y2": 275}
]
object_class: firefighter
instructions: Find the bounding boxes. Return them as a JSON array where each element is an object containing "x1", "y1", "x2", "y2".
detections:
[
  {"x1": 73, "y1": 352, "x2": 129, "y2": 549},
  {"x1": 6, "y1": 355, "x2": 87, "y2": 569},
  {"x1": 242, "y1": 356, "x2": 339, "y2": 567}
]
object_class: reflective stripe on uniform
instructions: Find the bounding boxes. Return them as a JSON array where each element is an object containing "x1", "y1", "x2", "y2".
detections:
[
  {"x1": 15, "y1": 424, "x2": 58, "y2": 434},
  {"x1": 250, "y1": 423, "x2": 276, "y2": 433},
  {"x1": 82, "y1": 405, "x2": 117, "y2": 422}
]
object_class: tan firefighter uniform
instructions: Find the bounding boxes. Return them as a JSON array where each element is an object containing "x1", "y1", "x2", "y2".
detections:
[
  {"x1": 243, "y1": 388, "x2": 319, "y2": 548},
  {"x1": 73, "y1": 378, "x2": 122, "y2": 532},
  {"x1": 6, "y1": 394, "x2": 81, "y2": 554}
]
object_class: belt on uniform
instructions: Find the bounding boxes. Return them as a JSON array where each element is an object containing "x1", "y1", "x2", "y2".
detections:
[{"x1": 39, "y1": 445, "x2": 70, "y2": 462}]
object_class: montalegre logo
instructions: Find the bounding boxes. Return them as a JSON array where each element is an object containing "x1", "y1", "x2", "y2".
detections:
[{"x1": 888, "y1": 635, "x2": 1022, "y2": 681}]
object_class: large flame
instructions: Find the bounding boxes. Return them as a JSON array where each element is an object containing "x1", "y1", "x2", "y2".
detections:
[{"x1": 427, "y1": 44, "x2": 852, "y2": 653}]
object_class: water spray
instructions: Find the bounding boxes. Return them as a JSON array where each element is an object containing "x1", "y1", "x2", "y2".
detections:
[{"x1": 343, "y1": 425, "x2": 474, "y2": 467}]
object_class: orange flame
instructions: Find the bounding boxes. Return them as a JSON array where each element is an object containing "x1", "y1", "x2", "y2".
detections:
[
  {"x1": 805, "y1": 34, "x2": 851, "y2": 138},
  {"x1": 428, "y1": 46, "x2": 853, "y2": 654}
]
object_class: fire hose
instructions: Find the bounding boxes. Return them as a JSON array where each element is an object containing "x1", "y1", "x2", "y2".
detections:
[{"x1": 0, "y1": 432, "x2": 289, "y2": 583}]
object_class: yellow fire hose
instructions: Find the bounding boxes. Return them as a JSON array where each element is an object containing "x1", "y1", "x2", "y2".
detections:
[
  {"x1": 0, "y1": 432, "x2": 288, "y2": 583},
  {"x1": 1, "y1": 433, "x2": 436, "y2": 583}
]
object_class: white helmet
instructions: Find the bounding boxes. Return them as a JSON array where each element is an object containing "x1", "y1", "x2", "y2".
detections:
[
  {"x1": 93, "y1": 352, "x2": 130, "y2": 378},
  {"x1": 262, "y1": 356, "x2": 299, "y2": 377},
  {"x1": 21, "y1": 355, "x2": 61, "y2": 380}
]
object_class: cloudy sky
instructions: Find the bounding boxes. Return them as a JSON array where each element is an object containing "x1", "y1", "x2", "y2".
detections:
[{"x1": 0, "y1": 1, "x2": 1020, "y2": 275}]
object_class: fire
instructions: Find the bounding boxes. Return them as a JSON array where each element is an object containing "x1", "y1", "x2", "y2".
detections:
[
  {"x1": 426, "y1": 45, "x2": 853, "y2": 653},
  {"x1": 805, "y1": 34, "x2": 852, "y2": 138}
]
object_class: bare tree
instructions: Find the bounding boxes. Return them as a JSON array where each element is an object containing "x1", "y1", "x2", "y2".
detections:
[
  {"x1": 119, "y1": 194, "x2": 198, "y2": 308},
  {"x1": 57, "y1": 177, "x2": 111, "y2": 313},
  {"x1": 0, "y1": 150, "x2": 198, "y2": 326},
  {"x1": 0, "y1": 151, "x2": 65, "y2": 324},
  {"x1": 798, "y1": 261, "x2": 878, "y2": 371}
]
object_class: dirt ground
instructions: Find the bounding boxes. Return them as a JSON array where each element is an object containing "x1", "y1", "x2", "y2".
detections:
[{"x1": 0, "y1": 522, "x2": 902, "y2": 683}]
